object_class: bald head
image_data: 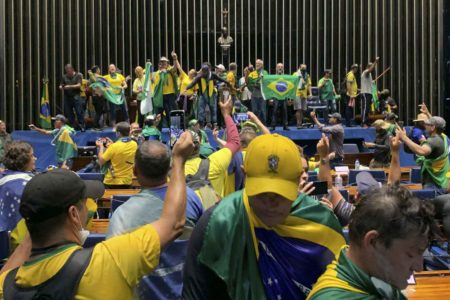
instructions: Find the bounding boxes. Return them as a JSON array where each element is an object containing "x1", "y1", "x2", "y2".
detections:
[
  {"x1": 255, "y1": 59, "x2": 264, "y2": 71},
  {"x1": 108, "y1": 64, "x2": 117, "y2": 74},
  {"x1": 276, "y1": 63, "x2": 284, "y2": 74},
  {"x1": 135, "y1": 141, "x2": 170, "y2": 184}
]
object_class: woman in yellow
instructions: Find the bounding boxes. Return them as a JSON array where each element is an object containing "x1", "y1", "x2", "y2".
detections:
[
  {"x1": 132, "y1": 66, "x2": 146, "y2": 126},
  {"x1": 173, "y1": 52, "x2": 197, "y2": 119}
]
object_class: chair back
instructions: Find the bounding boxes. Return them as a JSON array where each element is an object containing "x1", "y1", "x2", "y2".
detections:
[
  {"x1": 78, "y1": 173, "x2": 104, "y2": 182},
  {"x1": 343, "y1": 144, "x2": 359, "y2": 154},
  {"x1": 84, "y1": 233, "x2": 106, "y2": 248},
  {"x1": 348, "y1": 170, "x2": 386, "y2": 185},
  {"x1": 110, "y1": 194, "x2": 132, "y2": 217},
  {"x1": 411, "y1": 189, "x2": 436, "y2": 200},
  {"x1": 137, "y1": 226, "x2": 192, "y2": 299},
  {"x1": 410, "y1": 168, "x2": 421, "y2": 184}
]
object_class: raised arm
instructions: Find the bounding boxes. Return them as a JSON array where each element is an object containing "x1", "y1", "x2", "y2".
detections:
[
  {"x1": 247, "y1": 111, "x2": 270, "y2": 135},
  {"x1": 219, "y1": 95, "x2": 240, "y2": 155},
  {"x1": 152, "y1": 131, "x2": 194, "y2": 248},
  {"x1": 388, "y1": 133, "x2": 402, "y2": 185},
  {"x1": 396, "y1": 126, "x2": 431, "y2": 157},
  {"x1": 28, "y1": 124, "x2": 52, "y2": 135}
]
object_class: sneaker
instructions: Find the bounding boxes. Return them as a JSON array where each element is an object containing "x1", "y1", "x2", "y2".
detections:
[{"x1": 283, "y1": 126, "x2": 290, "y2": 131}]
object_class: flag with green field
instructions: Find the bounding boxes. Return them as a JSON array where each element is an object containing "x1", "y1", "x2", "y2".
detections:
[
  {"x1": 261, "y1": 74, "x2": 299, "y2": 100},
  {"x1": 39, "y1": 79, "x2": 52, "y2": 129}
]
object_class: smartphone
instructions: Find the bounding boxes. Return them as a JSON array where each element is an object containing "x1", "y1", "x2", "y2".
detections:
[
  {"x1": 223, "y1": 89, "x2": 230, "y2": 99},
  {"x1": 310, "y1": 181, "x2": 329, "y2": 196},
  {"x1": 233, "y1": 112, "x2": 249, "y2": 124},
  {"x1": 169, "y1": 110, "x2": 185, "y2": 148}
]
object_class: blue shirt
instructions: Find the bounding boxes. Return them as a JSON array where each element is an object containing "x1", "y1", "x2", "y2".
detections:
[
  {"x1": 0, "y1": 170, "x2": 33, "y2": 231},
  {"x1": 107, "y1": 185, "x2": 203, "y2": 238}
]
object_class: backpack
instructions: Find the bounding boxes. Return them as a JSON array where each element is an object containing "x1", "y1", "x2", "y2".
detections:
[
  {"x1": 186, "y1": 159, "x2": 221, "y2": 209},
  {"x1": 3, "y1": 247, "x2": 94, "y2": 300}
]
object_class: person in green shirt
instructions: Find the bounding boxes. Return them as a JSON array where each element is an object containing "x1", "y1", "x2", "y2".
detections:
[
  {"x1": 142, "y1": 114, "x2": 162, "y2": 141},
  {"x1": 308, "y1": 184, "x2": 440, "y2": 300},
  {"x1": 318, "y1": 69, "x2": 338, "y2": 116}
]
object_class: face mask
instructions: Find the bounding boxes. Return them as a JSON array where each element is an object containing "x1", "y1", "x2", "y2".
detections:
[{"x1": 75, "y1": 209, "x2": 90, "y2": 246}]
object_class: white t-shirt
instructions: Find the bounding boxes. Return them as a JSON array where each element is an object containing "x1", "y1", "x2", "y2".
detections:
[{"x1": 360, "y1": 70, "x2": 373, "y2": 94}]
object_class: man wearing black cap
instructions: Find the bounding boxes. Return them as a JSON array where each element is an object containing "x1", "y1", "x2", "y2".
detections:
[
  {"x1": 318, "y1": 69, "x2": 338, "y2": 114},
  {"x1": 311, "y1": 111, "x2": 345, "y2": 167},
  {"x1": 0, "y1": 132, "x2": 194, "y2": 299}
]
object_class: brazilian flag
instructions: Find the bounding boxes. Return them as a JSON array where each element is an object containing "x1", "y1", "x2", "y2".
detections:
[
  {"x1": 54, "y1": 126, "x2": 78, "y2": 163},
  {"x1": 262, "y1": 75, "x2": 299, "y2": 101},
  {"x1": 371, "y1": 81, "x2": 379, "y2": 112},
  {"x1": 39, "y1": 79, "x2": 52, "y2": 129}
]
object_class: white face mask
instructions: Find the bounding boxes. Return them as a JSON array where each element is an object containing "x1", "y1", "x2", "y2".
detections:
[{"x1": 75, "y1": 209, "x2": 90, "y2": 246}]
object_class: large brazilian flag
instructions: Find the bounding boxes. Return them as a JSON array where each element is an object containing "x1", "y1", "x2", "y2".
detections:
[
  {"x1": 39, "y1": 79, "x2": 52, "y2": 129},
  {"x1": 261, "y1": 74, "x2": 299, "y2": 101},
  {"x1": 198, "y1": 190, "x2": 345, "y2": 300}
]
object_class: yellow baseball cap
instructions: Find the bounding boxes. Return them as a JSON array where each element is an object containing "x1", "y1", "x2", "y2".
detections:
[{"x1": 244, "y1": 134, "x2": 302, "y2": 201}]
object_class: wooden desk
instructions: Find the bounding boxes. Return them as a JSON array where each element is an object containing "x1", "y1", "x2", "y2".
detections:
[
  {"x1": 98, "y1": 189, "x2": 140, "y2": 208},
  {"x1": 345, "y1": 183, "x2": 422, "y2": 198},
  {"x1": 102, "y1": 189, "x2": 140, "y2": 199},
  {"x1": 91, "y1": 219, "x2": 109, "y2": 234},
  {"x1": 405, "y1": 270, "x2": 450, "y2": 299}
]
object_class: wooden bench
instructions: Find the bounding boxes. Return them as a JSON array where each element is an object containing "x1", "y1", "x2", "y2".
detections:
[
  {"x1": 91, "y1": 219, "x2": 109, "y2": 234},
  {"x1": 405, "y1": 270, "x2": 450, "y2": 299}
]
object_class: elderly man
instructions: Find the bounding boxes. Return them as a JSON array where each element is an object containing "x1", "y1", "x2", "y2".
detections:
[
  {"x1": 308, "y1": 184, "x2": 439, "y2": 299},
  {"x1": 247, "y1": 59, "x2": 269, "y2": 124},
  {"x1": 397, "y1": 116, "x2": 449, "y2": 194},
  {"x1": 0, "y1": 132, "x2": 194, "y2": 299},
  {"x1": 182, "y1": 134, "x2": 345, "y2": 300}
]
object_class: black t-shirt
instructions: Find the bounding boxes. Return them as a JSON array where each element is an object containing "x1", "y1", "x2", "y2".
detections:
[
  {"x1": 423, "y1": 134, "x2": 446, "y2": 185},
  {"x1": 425, "y1": 135, "x2": 445, "y2": 160},
  {"x1": 61, "y1": 72, "x2": 82, "y2": 97},
  {"x1": 182, "y1": 205, "x2": 231, "y2": 300}
]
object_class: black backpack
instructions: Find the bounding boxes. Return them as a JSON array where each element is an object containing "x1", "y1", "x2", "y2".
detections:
[
  {"x1": 3, "y1": 247, "x2": 93, "y2": 300},
  {"x1": 186, "y1": 159, "x2": 221, "y2": 209}
]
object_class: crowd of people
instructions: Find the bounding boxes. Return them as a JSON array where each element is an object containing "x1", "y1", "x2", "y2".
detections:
[
  {"x1": 0, "y1": 54, "x2": 448, "y2": 299},
  {"x1": 45, "y1": 54, "x2": 400, "y2": 132}
]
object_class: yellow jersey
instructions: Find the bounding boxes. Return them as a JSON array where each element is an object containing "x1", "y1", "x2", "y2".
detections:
[
  {"x1": 103, "y1": 74, "x2": 126, "y2": 95},
  {"x1": 185, "y1": 148, "x2": 233, "y2": 197},
  {"x1": 0, "y1": 224, "x2": 160, "y2": 300},
  {"x1": 346, "y1": 71, "x2": 358, "y2": 97},
  {"x1": 102, "y1": 138, "x2": 137, "y2": 185}
]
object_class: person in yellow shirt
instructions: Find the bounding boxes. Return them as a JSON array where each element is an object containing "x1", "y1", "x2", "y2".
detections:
[
  {"x1": 103, "y1": 64, "x2": 129, "y2": 127},
  {"x1": 184, "y1": 95, "x2": 239, "y2": 202},
  {"x1": 345, "y1": 64, "x2": 359, "y2": 127},
  {"x1": 172, "y1": 52, "x2": 197, "y2": 119},
  {"x1": 293, "y1": 64, "x2": 312, "y2": 128},
  {"x1": 96, "y1": 122, "x2": 137, "y2": 189},
  {"x1": 132, "y1": 66, "x2": 146, "y2": 126},
  {"x1": 0, "y1": 133, "x2": 194, "y2": 300},
  {"x1": 151, "y1": 55, "x2": 179, "y2": 127},
  {"x1": 227, "y1": 63, "x2": 238, "y2": 97}
]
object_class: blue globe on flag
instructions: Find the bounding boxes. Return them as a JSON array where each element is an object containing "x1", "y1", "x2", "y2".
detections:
[{"x1": 275, "y1": 81, "x2": 288, "y2": 93}]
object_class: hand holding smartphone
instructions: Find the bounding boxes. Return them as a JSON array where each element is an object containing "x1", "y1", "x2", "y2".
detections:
[{"x1": 169, "y1": 110, "x2": 186, "y2": 148}]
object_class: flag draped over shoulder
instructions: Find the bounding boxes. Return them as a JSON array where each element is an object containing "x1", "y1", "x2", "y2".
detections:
[
  {"x1": 39, "y1": 80, "x2": 52, "y2": 129},
  {"x1": 52, "y1": 126, "x2": 78, "y2": 163},
  {"x1": 140, "y1": 61, "x2": 154, "y2": 115},
  {"x1": 88, "y1": 72, "x2": 124, "y2": 105},
  {"x1": 261, "y1": 75, "x2": 299, "y2": 100},
  {"x1": 198, "y1": 190, "x2": 345, "y2": 300}
]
